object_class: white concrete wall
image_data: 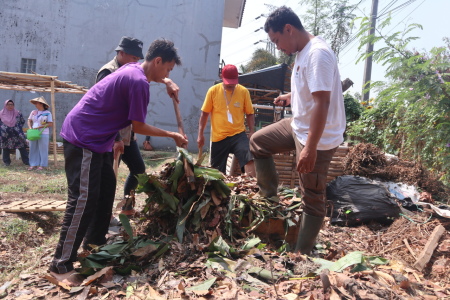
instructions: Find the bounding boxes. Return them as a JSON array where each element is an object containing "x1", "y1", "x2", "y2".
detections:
[{"x1": 0, "y1": 0, "x2": 223, "y2": 151}]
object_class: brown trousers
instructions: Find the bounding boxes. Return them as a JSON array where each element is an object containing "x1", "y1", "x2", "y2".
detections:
[{"x1": 250, "y1": 118, "x2": 337, "y2": 217}]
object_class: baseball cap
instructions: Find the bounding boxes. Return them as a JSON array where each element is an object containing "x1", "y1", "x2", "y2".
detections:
[
  {"x1": 222, "y1": 64, "x2": 239, "y2": 85},
  {"x1": 115, "y1": 36, "x2": 144, "y2": 59}
]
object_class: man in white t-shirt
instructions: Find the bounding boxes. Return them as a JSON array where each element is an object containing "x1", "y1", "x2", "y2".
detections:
[{"x1": 249, "y1": 6, "x2": 346, "y2": 255}]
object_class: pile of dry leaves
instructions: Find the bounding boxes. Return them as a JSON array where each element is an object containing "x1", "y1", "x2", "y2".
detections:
[
  {"x1": 343, "y1": 143, "x2": 450, "y2": 202},
  {"x1": 1, "y1": 146, "x2": 449, "y2": 299}
]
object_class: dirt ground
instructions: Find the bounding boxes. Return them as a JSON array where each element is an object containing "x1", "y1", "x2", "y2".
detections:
[{"x1": 0, "y1": 146, "x2": 449, "y2": 299}]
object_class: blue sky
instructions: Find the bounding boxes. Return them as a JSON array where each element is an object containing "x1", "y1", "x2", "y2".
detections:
[{"x1": 221, "y1": 0, "x2": 449, "y2": 98}]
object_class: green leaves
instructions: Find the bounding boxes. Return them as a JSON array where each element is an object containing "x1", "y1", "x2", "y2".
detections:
[
  {"x1": 136, "y1": 149, "x2": 236, "y2": 243},
  {"x1": 185, "y1": 277, "x2": 217, "y2": 292},
  {"x1": 349, "y1": 16, "x2": 450, "y2": 187},
  {"x1": 208, "y1": 236, "x2": 232, "y2": 257},
  {"x1": 176, "y1": 195, "x2": 198, "y2": 242},
  {"x1": 241, "y1": 237, "x2": 261, "y2": 250},
  {"x1": 313, "y1": 251, "x2": 389, "y2": 274},
  {"x1": 119, "y1": 214, "x2": 133, "y2": 243}
]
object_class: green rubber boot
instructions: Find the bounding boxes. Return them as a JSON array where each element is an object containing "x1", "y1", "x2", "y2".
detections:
[
  {"x1": 254, "y1": 157, "x2": 278, "y2": 198},
  {"x1": 294, "y1": 212, "x2": 324, "y2": 255}
]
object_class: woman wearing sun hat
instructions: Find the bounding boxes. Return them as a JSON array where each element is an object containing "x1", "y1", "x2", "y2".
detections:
[{"x1": 27, "y1": 96, "x2": 53, "y2": 170}]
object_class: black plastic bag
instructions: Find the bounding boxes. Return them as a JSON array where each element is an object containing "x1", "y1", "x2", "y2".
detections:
[{"x1": 326, "y1": 175, "x2": 401, "y2": 226}]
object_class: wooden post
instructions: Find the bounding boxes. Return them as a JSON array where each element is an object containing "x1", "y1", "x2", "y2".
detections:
[{"x1": 50, "y1": 79, "x2": 58, "y2": 166}]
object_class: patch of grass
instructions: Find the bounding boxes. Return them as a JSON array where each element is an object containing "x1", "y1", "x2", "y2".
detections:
[
  {"x1": 142, "y1": 150, "x2": 178, "y2": 169},
  {"x1": 1, "y1": 183, "x2": 29, "y2": 192},
  {"x1": 36, "y1": 178, "x2": 67, "y2": 194},
  {"x1": 0, "y1": 158, "x2": 67, "y2": 194},
  {"x1": 3, "y1": 218, "x2": 30, "y2": 238},
  {"x1": 0, "y1": 212, "x2": 63, "y2": 282},
  {"x1": 0, "y1": 167, "x2": 8, "y2": 176}
]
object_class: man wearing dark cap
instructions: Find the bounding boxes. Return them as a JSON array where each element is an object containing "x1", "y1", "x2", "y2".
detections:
[
  {"x1": 96, "y1": 36, "x2": 178, "y2": 215},
  {"x1": 197, "y1": 64, "x2": 255, "y2": 176},
  {"x1": 96, "y1": 36, "x2": 145, "y2": 82}
]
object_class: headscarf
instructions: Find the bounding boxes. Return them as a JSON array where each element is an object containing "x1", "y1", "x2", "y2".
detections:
[{"x1": 0, "y1": 99, "x2": 20, "y2": 127}]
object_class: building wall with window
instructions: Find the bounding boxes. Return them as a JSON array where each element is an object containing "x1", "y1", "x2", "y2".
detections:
[{"x1": 0, "y1": 0, "x2": 231, "y2": 151}]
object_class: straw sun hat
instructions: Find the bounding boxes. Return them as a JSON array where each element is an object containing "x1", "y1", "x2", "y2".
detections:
[{"x1": 29, "y1": 96, "x2": 50, "y2": 108}]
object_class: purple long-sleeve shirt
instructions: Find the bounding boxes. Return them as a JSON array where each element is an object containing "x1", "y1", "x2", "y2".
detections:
[{"x1": 61, "y1": 63, "x2": 149, "y2": 153}]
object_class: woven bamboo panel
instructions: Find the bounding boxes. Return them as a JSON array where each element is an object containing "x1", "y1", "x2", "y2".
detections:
[
  {"x1": 49, "y1": 142, "x2": 64, "y2": 154},
  {"x1": 0, "y1": 200, "x2": 66, "y2": 212},
  {"x1": 227, "y1": 145, "x2": 350, "y2": 188}
]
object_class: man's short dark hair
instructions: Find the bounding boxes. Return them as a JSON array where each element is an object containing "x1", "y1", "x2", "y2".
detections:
[
  {"x1": 145, "y1": 39, "x2": 181, "y2": 65},
  {"x1": 264, "y1": 6, "x2": 304, "y2": 33}
]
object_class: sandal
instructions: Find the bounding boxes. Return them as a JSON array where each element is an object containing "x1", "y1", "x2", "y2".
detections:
[
  {"x1": 28, "y1": 166, "x2": 35, "y2": 171},
  {"x1": 37, "y1": 167, "x2": 44, "y2": 170},
  {"x1": 143, "y1": 140, "x2": 153, "y2": 151}
]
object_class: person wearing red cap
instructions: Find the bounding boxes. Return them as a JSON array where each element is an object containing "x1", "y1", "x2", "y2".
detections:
[{"x1": 197, "y1": 64, "x2": 255, "y2": 176}]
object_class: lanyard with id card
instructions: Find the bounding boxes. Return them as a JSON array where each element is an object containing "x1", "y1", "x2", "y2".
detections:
[{"x1": 223, "y1": 87, "x2": 234, "y2": 124}]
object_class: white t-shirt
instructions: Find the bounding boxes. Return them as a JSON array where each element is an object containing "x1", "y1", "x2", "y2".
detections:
[
  {"x1": 29, "y1": 110, "x2": 53, "y2": 135},
  {"x1": 290, "y1": 36, "x2": 346, "y2": 150}
]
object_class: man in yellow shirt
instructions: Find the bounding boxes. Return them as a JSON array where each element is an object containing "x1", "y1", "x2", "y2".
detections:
[{"x1": 197, "y1": 64, "x2": 255, "y2": 176}]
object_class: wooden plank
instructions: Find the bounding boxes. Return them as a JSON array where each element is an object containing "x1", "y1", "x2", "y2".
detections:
[
  {"x1": 0, "y1": 200, "x2": 66, "y2": 212},
  {"x1": 330, "y1": 164, "x2": 344, "y2": 169},
  {"x1": 332, "y1": 152, "x2": 347, "y2": 157},
  {"x1": 228, "y1": 145, "x2": 348, "y2": 186},
  {"x1": 274, "y1": 160, "x2": 294, "y2": 164},
  {"x1": 328, "y1": 168, "x2": 344, "y2": 172},
  {"x1": 330, "y1": 158, "x2": 345, "y2": 162},
  {"x1": 413, "y1": 225, "x2": 446, "y2": 271},
  {"x1": 329, "y1": 165, "x2": 344, "y2": 169},
  {"x1": 327, "y1": 172, "x2": 344, "y2": 177},
  {"x1": 274, "y1": 160, "x2": 295, "y2": 164},
  {"x1": 274, "y1": 161, "x2": 294, "y2": 165}
]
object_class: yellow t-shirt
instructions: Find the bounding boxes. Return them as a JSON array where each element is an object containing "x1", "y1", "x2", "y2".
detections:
[{"x1": 201, "y1": 83, "x2": 254, "y2": 142}]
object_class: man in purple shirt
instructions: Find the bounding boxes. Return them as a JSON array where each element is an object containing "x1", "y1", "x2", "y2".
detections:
[{"x1": 49, "y1": 39, "x2": 187, "y2": 285}]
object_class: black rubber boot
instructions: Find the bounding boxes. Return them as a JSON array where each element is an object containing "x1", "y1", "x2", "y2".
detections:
[
  {"x1": 254, "y1": 157, "x2": 278, "y2": 198},
  {"x1": 294, "y1": 212, "x2": 324, "y2": 255}
]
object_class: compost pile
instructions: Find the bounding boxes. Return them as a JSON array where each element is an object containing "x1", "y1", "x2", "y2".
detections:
[
  {"x1": 343, "y1": 143, "x2": 450, "y2": 202},
  {"x1": 4, "y1": 147, "x2": 449, "y2": 299}
]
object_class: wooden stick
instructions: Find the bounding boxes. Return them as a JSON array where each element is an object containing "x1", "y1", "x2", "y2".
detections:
[
  {"x1": 113, "y1": 150, "x2": 120, "y2": 179},
  {"x1": 403, "y1": 238, "x2": 417, "y2": 260},
  {"x1": 197, "y1": 147, "x2": 203, "y2": 164},
  {"x1": 171, "y1": 95, "x2": 185, "y2": 139},
  {"x1": 0, "y1": 71, "x2": 58, "y2": 79},
  {"x1": 171, "y1": 96, "x2": 195, "y2": 188},
  {"x1": 413, "y1": 225, "x2": 445, "y2": 271}
]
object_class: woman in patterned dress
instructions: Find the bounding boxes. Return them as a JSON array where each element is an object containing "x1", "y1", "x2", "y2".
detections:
[{"x1": 0, "y1": 99, "x2": 29, "y2": 166}]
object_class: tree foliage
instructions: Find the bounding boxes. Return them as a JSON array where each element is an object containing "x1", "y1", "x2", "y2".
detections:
[
  {"x1": 300, "y1": 0, "x2": 356, "y2": 58},
  {"x1": 344, "y1": 93, "x2": 363, "y2": 122},
  {"x1": 244, "y1": 48, "x2": 277, "y2": 73},
  {"x1": 278, "y1": 51, "x2": 295, "y2": 66},
  {"x1": 240, "y1": 1, "x2": 355, "y2": 72},
  {"x1": 347, "y1": 16, "x2": 450, "y2": 185}
]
